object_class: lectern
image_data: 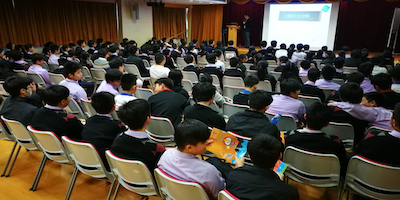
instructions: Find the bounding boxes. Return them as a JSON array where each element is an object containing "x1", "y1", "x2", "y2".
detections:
[{"x1": 226, "y1": 25, "x2": 240, "y2": 47}]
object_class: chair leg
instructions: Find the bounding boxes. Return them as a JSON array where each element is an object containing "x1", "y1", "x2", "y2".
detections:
[
  {"x1": 111, "y1": 182, "x2": 121, "y2": 200},
  {"x1": 30, "y1": 154, "x2": 48, "y2": 191},
  {"x1": 64, "y1": 167, "x2": 79, "y2": 200},
  {"x1": 1, "y1": 141, "x2": 17, "y2": 177},
  {"x1": 5, "y1": 145, "x2": 22, "y2": 177},
  {"x1": 107, "y1": 179, "x2": 117, "y2": 200}
]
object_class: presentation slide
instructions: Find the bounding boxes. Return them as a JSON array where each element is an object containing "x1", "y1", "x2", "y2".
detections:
[{"x1": 262, "y1": 3, "x2": 339, "y2": 51}]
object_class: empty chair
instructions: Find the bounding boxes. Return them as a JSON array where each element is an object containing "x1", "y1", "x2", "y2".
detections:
[
  {"x1": 65, "y1": 98, "x2": 87, "y2": 119},
  {"x1": 105, "y1": 150, "x2": 158, "y2": 199},
  {"x1": 135, "y1": 88, "x2": 154, "y2": 101},
  {"x1": 124, "y1": 64, "x2": 150, "y2": 81},
  {"x1": 322, "y1": 122, "x2": 354, "y2": 150},
  {"x1": 218, "y1": 190, "x2": 240, "y2": 200},
  {"x1": 332, "y1": 78, "x2": 345, "y2": 86},
  {"x1": 320, "y1": 88, "x2": 335, "y2": 100},
  {"x1": 342, "y1": 155, "x2": 400, "y2": 200},
  {"x1": 27, "y1": 72, "x2": 46, "y2": 86},
  {"x1": 90, "y1": 68, "x2": 106, "y2": 84},
  {"x1": 223, "y1": 102, "x2": 249, "y2": 118},
  {"x1": 265, "y1": 111, "x2": 296, "y2": 132},
  {"x1": 223, "y1": 76, "x2": 244, "y2": 87},
  {"x1": 298, "y1": 95, "x2": 321, "y2": 108},
  {"x1": 245, "y1": 69, "x2": 257, "y2": 77},
  {"x1": 223, "y1": 85, "x2": 244, "y2": 100},
  {"x1": 48, "y1": 64, "x2": 59, "y2": 72},
  {"x1": 14, "y1": 70, "x2": 28, "y2": 77},
  {"x1": 269, "y1": 71, "x2": 281, "y2": 80},
  {"x1": 154, "y1": 168, "x2": 210, "y2": 200},
  {"x1": 176, "y1": 57, "x2": 187, "y2": 68},
  {"x1": 257, "y1": 80, "x2": 272, "y2": 92},
  {"x1": 49, "y1": 73, "x2": 65, "y2": 85},
  {"x1": 146, "y1": 116, "x2": 175, "y2": 144},
  {"x1": 342, "y1": 67, "x2": 358, "y2": 75},
  {"x1": 27, "y1": 126, "x2": 71, "y2": 191},
  {"x1": 182, "y1": 71, "x2": 199, "y2": 84},
  {"x1": 61, "y1": 136, "x2": 115, "y2": 200},
  {"x1": 80, "y1": 98, "x2": 97, "y2": 118},
  {"x1": 181, "y1": 79, "x2": 193, "y2": 94}
]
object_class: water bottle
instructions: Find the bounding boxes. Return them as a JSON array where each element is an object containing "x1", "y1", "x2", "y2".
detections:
[{"x1": 270, "y1": 113, "x2": 282, "y2": 124}]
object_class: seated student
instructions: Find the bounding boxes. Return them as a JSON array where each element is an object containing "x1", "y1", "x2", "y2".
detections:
[
  {"x1": 184, "y1": 82, "x2": 226, "y2": 130},
  {"x1": 293, "y1": 43, "x2": 307, "y2": 61},
  {"x1": 81, "y1": 92, "x2": 126, "y2": 170},
  {"x1": 215, "y1": 50, "x2": 225, "y2": 72},
  {"x1": 224, "y1": 57, "x2": 245, "y2": 79},
  {"x1": 109, "y1": 58, "x2": 125, "y2": 73},
  {"x1": 169, "y1": 70, "x2": 189, "y2": 99},
  {"x1": 93, "y1": 49, "x2": 110, "y2": 69},
  {"x1": 256, "y1": 59, "x2": 277, "y2": 91},
  {"x1": 95, "y1": 69, "x2": 122, "y2": 96},
  {"x1": 0, "y1": 59, "x2": 16, "y2": 81},
  {"x1": 201, "y1": 53, "x2": 223, "y2": 82},
  {"x1": 199, "y1": 73, "x2": 224, "y2": 113},
  {"x1": 285, "y1": 102, "x2": 348, "y2": 175},
  {"x1": 214, "y1": 41, "x2": 225, "y2": 53},
  {"x1": 345, "y1": 49, "x2": 363, "y2": 67},
  {"x1": 0, "y1": 76, "x2": 40, "y2": 126},
  {"x1": 325, "y1": 72, "x2": 365, "y2": 103},
  {"x1": 225, "y1": 40, "x2": 239, "y2": 57},
  {"x1": 31, "y1": 85, "x2": 83, "y2": 140},
  {"x1": 258, "y1": 41, "x2": 268, "y2": 56},
  {"x1": 330, "y1": 83, "x2": 369, "y2": 147},
  {"x1": 182, "y1": 54, "x2": 201, "y2": 76},
  {"x1": 354, "y1": 102, "x2": 400, "y2": 166},
  {"x1": 227, "y1": 90, "x2": 280, "y2": 139},
  {"x1": 150, "y1": 53, "x2": 170, "y2": 80},
  {"x1": 114, "y1": 73, "x2": 137, "y2": 110},
  {"x1": 9, "y1": 50, "x2": 29, "y2": 70},
  {"x1": 275, "y1": 43, "x2": 288, "y2": 60},
  {"x1": 389, "y1": 66, "x2": 400, "y2": 93},
  {"x1": 207, "y1": 39, "x2": 215, "y2": 53},
  {"x1": 238, "y1": 54, "x2": 248, "y2": 73},
  {"x1": 126, "y1": 46, "x2": 149, "y2": 77},
  {"x1": 28, "y1": 54, "x2": 51, "y2": 86},
  {"x1": 87, "y1": 40, "x2": 96, "y2": 54},
  {"x1": 59, "y1": 62, "x2": 87, "y2": 103},
  {"x1": 24, "y1": 43, "x2": 34, "y2": 60},
  {"x1": 315, "y1": 65, "x2": 341, "y2": 91},
  {"x1": 370, "y1": 55, "x2": 387, "y2": 76},
  {"x1": 48, "y1": 44, "x2": 60, "y2": 65},
  {"x1": 162, "y1": 49, "x2": 175, "y2": 69},
  {"x1": 227, "y1": 134, "x2": 299, "y2": 200},
  {"x1": 333, "y1": 57, "x2": 346, "y2": 80},
  {"x1": 299, "y1": 60, "x2": 311, "y2": 76},
  {"x1": 267, "y1": 78, "x2": 306, "y2": 123},
  {"x1": 370, "y1": 73, "x2": 400, "y2": 110},
  {"x1": 148, "y1": 78, "x2": 189, "y2": 126},
  {"x1": 157, "y1": 119, "x2": 225, "y2": 200},
  {"x1": 107, "y1": 44, "x2": 122, "y2": 62},
  {"x1": 358, "y1": 62, "x2": 376, "y2": 93},
  {"x1": 300, "y1": 68, "x2": 325, "y2": 101},
  {"x1": 274, "y1": 56, "x2": 289, "y2": 72},
  {"x1": 233, "y1": 75, "x2": 259, "y2": 105},
  {"x1": 111, "y1": 99, "x2": 165, "y2": 172}
]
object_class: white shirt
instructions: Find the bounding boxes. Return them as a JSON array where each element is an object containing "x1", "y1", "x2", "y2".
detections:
[
  {"x1": 48, "y1": 54, "x2": 60, "y2": 65},
  {"x1": 372, "y1": 66, "x2": 388, "y2": 76},
  {"x1": 275, "y1": 49, "x2": 288, "y2": 60},
  {"x1": 293, "y1": 51, "x2": 307, "y2": 61},
  {"x1": 216, "y1": 60, "x2": 225, "y2": 72},
  {"x1": 150, "y1": 64, "x2": 170, "y2": 79},
  {"x1": 59, "y1": 79, "x2": 87, "y2": 103},
  {"x1": 315, "y1": 79, "x2": 341, "y2": 91},
  {"x1": 115, "y1": 93, "x2": 137, "y2": 110},
  {"x1": 392, "y1": 83, "x2": 400, "y2": 93},
  {"x1": 267, "y1": 94, "x2": 306, "y2": 122}
]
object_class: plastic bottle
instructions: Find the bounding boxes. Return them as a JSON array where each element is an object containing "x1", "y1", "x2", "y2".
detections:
[{"x1": 270, "y1": 113, "x2": 282, "y2": 124}]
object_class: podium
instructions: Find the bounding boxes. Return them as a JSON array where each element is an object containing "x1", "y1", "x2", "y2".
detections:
[{"x1": 226, "y1": 25, "x2": 240, "y2": 47}]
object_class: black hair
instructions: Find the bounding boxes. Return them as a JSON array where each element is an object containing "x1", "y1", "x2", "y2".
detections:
[
  {"x1": 321, "y1": 65, "x2": 336, "y2": 80},
  {"x1": 339, "y1": 83, "x2": 363, "y2": 104},
  {"x1": 96, "y1": 38, "x2": 104, "y2": 44},
  {"x1": 296, "y1": 44, "x2": 303, "y2": 51},
  {"x1": 31, "y1": 54, "x2": 44, "y2": 64},
  {"x1": 4, "y1": 76, "x2": 33, "y2": 97},
  {"x1": 389, "y1": 67, "x2": 400, "y2": 81},
  {"x1": 61, "y1": 45, "x2": 69, "y2": 52},
  {"x1": 129, "y1": 46, "x2": 139, "y2": 55},
  {"x1": 155, "y1": 53, "x2": 165, "y2": 65},
  {"x1": 163, "y1": 49, "x2": 171, "y2": 56},
  {"x1": 43, "y1": 42, "x2": 54, "y2": 48},
  {"x1": 301, "y1": 60, "x2": 310, "y2": 70},
  {"x1": 358, "y1": 62, "x2": 374, "y2": 77},
  {"x1": 393, "y1": 103, "x2": 400, "y2": 127},
  {"x1": 24, "y1": 43, "x2": 33, "y2": 51},
  {"x1": 278, "y1": 56, "x2": 288, "y2": 63},
  {"x1": 41, "y1": 85, "x2": 70, "y2": 106},
  {"x1": 306, "y1": 102, "x2": 333, "y2": 130},
  {"x1": 77, "y1": 40, "x2": 84, "y2": 46},
  {"x1": 308, "y1": 68, "x2": 321, "y2": 82},
  {"x1": 91, "y1": 92, "x2": 115, "y2": 114},
  {"x1": 260, "y1": 41, "x2": 267, "y2": 48},
  {"x1": 109, "y1": 58, "x2": 124, "y2": 69},
  {"x1": 280, "y1": 78, "x2": 301, "y2": 96},
  {"x1": 168, "y1": 70, "x2": 183, "y2": 87},
  {"x1": 333, "y1": 57, "x2": 345, "y2": 69},
  {"x1": 6, "y1": 43, "x2": 13, "y2": 50},
  {"x1": 67, "y1": 50, "x2": 76, "y2": 58},
  {"x1": 192, "y1": 82, "x2": 215, "y2": 102},
  {"x1": 120, "y1": 73, "x2": 137, "y2": 91},
  {"x1": 304, "y1": 44, "x2": 310, "y2": 50},
  {"x1": 370, "y1": 55, "x2": 381, "y2": 65},
  {"x1": 280, "y1": 43, "x2": 286, "y2": 49},
  {"x1": 271, "y1": 40, "x2": 277, "y2": 47},
  {"x1": 193, "y1": 39, "x2": 198, "y2": 44},
  {"x1": 228, "y1": 40, "x2": 234, "y2": 46},
  {"x1": 68, "y1": 43, "x2": 76, "y2": 48},
  {"x1": 239, "y1": 54, "x2": 247, "y2": 62},
  {"x1": 88, "y1": 40, "x2": 95, "y2": 47},
  {"x1": 244, "y1": 13, "x2": 249, "y2": 16},
  {"x1": 199, "y1": 73, "x2": 213, "y2": 84},
  {"x1": 230, "y1": 57, "x2": 240, "y2": 68},
  {"x1": 105, "y1": 69, "x2": 123, "y2": 83},
  {"x1": 63, "y1": 62, "x2": 81, "y2": 78},
  {"x1": 248, "y1": 134, "x2": 283, "y2": 169},
  {"x1": 371, "y1": 73, "x2": 392, "y2": 90},
  {"x1": 215, "y1": 50, "x2": 222, "y2": 58},
  {"x1": 363, "y1": 92, "x2": 385, "y2": 107},
  {"x1": 249, "y1": 90, "x2": 273, "y2": 110},
  {"x1": 351, "y1": 49, "x2": 362, "y2": 59},
  {"x1": 108, "y1": 45, "x2": 119, "y2": 53},
  {"x1": 50, "y1": 44, "x2": 60, "y2": 53},
  {"x1": 279, "y1": 63, "x2": 300, "y2": 82},
  {"x1": 155, "y1": 78, "x2": 173, "y2": 89},
  {"x1": 244, "y1": 74, "x2": 259, "y2": 87},
  {"x1": 347, "y1": 72, "x2": 365, "y2": 84},
  {"x1": 206, "y1": 53, "x2": 217, "y2": 64},
  {"x1": 184, "y1": 54, "x2": 194, "y2": 64},
  {"x1": 10, "y1": 50, "x2": 23, "y2": 61},
  {"x1": 118, "y1": 99, "x2": 150, "y2": 130},
  {"x1": 208, "y1": 39, "x2": 214, "y2": 45},
  {"x1": 175, "y1": 119, "x2": 211, "y2": 151}
]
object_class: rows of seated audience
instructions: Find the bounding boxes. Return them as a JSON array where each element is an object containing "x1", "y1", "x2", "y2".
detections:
[{"x1": 1, "y1": 37, "x2": 400, "y2": 200}]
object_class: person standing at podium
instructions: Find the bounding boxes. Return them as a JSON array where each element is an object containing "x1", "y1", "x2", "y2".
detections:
[{"x1": 243, "y1": 13, "x2": 252, "y2": 48}]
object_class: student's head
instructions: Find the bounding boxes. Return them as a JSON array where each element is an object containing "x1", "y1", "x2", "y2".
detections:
[
  {"x1": 321, "y1": 65, "x2": 336, "y2": 81},
  {"x1": 389, "y1": 67, "x2": 400, "y2": 82},
  {"x1": 50, "y1": 44, "x2": 60, "y2": 54},
  {"x1": 229, "y1": 57, "x2": 240, "y2": 68},
  {"x1": 9, "y1": 50, "x2": 23, "y2": 61},
  {"x1": 184, "y1": 54, "x2": 194, "y2": 64},
  {"x1": 118, "y1": 99, "x2": 150, "y2": 130},
  {"x1": 168, "y1": 69, "x2": 183, "y2": 87},
  {"x1": 96, "y1": 38, "x2": 104, "y2": 45},
  {"x1": 239, "y1": 54, "x2": 248, "y2": 63},
  {"x1": 206, "y1": 53, "x2": 217, "y2": 64},
  {"x1": 108, "y1": 45, "x2": 119, "y2": 54},
  {"x1": 358, "y1": 62, "x2": 373, "y2": 77},
  {"x1": 281, "y1": 78, "x2": 302, "y2": 99},
  {"x1": 31, "y1": 54, "x2": 44, "y2": 66},
  {"x1": 77, "y1": 40, "x2": 85, "y2": 47},
  {"x1": 199, "y1": 73, "x2": 213, "y2": 84},
  {"x1": 155, "y1": 53, "x2": 166, "y2": 65},
  {"x1": 192, "y1": 82, "x2": 215, "y2": 103},
  {"x1": 338, "y1": 83, "x2": 363, "y2": 104},
  {"x1": 129, "y1": 46, "x2": 139, "y2": 56},
  {"x1": 208, "y1": 39, "x2": 214, "y2": 46},
  {"x1": 69, "y1": 43, "x2": 76, "y2": 49},
  {"x1": 105, "y1": 69, "x2": 123, "y2": 87},
  {"x1": 361, "y1": 92, "x2": 385, "y2": 107},
  {"x1": 4, "y1": 76, "x2": 34, "y2": 97},
  {"x1": 260, "y1": 41, "x2": 267, "y2": 48},
  {"x1": 307, "y1": 68, "x2": 321, "y2": 82},
  {"x1": 80, "y1": 51, "x2": 90, "y2": 62},
  {"x1": 109, "y1": 58, "x2": 124, "y2": 72},
  {"x1": 24, "y1": 43, "x2": 34, "y2": 52},
  {"x1": 193, "y1": 39, "x2": 198, "y2": 44},
  {"x1": 163, "y1": 49, "x2": 171, "y2": 57},
  {"x1": 301, "y1": 60, "x2": 310, "y2": 70},
  {"x1": 68, "y1": 50, "x2": 76, "y2": 58},
  {"x1": 63, "y1": 62, "x2": 82, "y2": 81},
  {"x1": 120, "y1": 73, "x2": 137, "y2": 93},
  {"x1": 278, "y1": 56, "x2": 288, "y2": 65},
  {"x1": 91, "y1": 92, "x2": 115, "y2": 114},
  {"x1": 321, "y1": 46, "x2": 328, "y2": 51},
  {"x1": 41, "y1": 85, "x2": 70, "y2": 108},
  {"x1": 88, "y1": 40, "x2": 95, "y2": 47},
  {"x1": 351, "y1": 49, "x2": 362, "y2": 59},
  {"x1": 347, "y1": 72, "x2": 365, "y2": 85},
  {"x1": 154, "y1": 78, "x2": 174, "y2": 94},
  {"x1": 215, "y1": 50, "x2": 223, "y2": 59},
  {"x1": 370, "y1": 73, "x2": 392, "y2": 92},
  {"x1": 175, "y1": 119, "x2": 212, "y2": 154},
  {"x1": 244, "y1": 74, "x2": 259, "y2": 91},
  {"x1": 391, "y1": 103, "x2": 400, "y2": 131},
  {"x1": 249, "y1": 90, "x2": 273, "y2": 112},
  {"x1": 280, "y1": 43, "x2": 286, "y2": 49},
  {"x1": 305, "y1": 102, "x2": 333, "y2": 130},
  {"x1": 333, "y1": 57, "x2": 345, "y2": 69},
  {"x1": 370, "y1": 55, "x2": 381, "y2": 65},
  {"x1": 254, "y1": 53, "x2": 263, "y2": 63},
  {"x1": 296, "y1": 43, "x2": 303, "y2": 51},
  {"x1": 98, "y1": 49, "x2": 108, "y2": 58},
  {"x1": 228, "y1": 40, "x2": 234, "y2": 46},
  {"x1": 271, "y1": 40, "x2": 277, "y2": 47}
]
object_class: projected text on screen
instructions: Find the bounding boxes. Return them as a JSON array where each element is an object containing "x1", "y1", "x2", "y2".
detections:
[{"x1": 279, "y1": 11, "x2": 320, "y2": 21}]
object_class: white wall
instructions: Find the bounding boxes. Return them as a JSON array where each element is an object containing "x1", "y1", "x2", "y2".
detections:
[{"x1": 120, "y1": 0, "x2": 153, "y2": 47}]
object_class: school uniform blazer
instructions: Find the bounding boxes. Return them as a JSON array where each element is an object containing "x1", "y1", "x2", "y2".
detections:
[
  {"x1": 300, "y1": 84, "x2": 325, "y2": 101},
  {"x1": 184, "y1": 104, "x2": 226, "y2": 130},
  {"x1": 126, "y1": 55, "x2": 149, "y2": 77}
]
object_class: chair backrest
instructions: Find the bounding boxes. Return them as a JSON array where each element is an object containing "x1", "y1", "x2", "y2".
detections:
[
  {"x1": 275, "y1": 81, "x2": 281, "y2": 92},
  {"x1": 182, "y1": 71, "x2": 198, "y2": 84},
  {"x1": 245, "y1": 69, "x2": 257, "y2": 77},
  {"x1": 269, "y1": 71, "x2": 281, "y2": 80},
  {"x1": 222, "y1": 85, "x2": 244, "y2": 100},
  {"x1": 366, "y1": 126, "x2": 392, "y2": 134},
  {"x1": 125, "y1": 64, "x2": 140, "y2": 76},
  {"x1": 27, "y1": 126, "x2": 70, "y2": 163},
  {"x1": 142, "y1": 59, "x2": 151, "y2": 69},
  {"x1": 81, "y1": 66, "x2": 92, "y2": 80},
  {"x1": 65, "y1": 98, "x2": 86, "y2": 119},
  {"x1": 197, "y1": 55, "x2": 208, "y2": 66},
  {"x1": 342, "y1": 67, "x2": 358, "y2": 75},
  {"x1": 313, "y1": 59, "x2": 323, "y2": 67},
  {"x1": 321, "y1": 122, "x2": 354, "y2": 150},
  {"x1": 267, "y1": 60, "x2": 277, "y2": 66},
  {"x1": 80, "y1": 98, "x2": 97, "y2": 118},
  {"x1": 146, "y1": 116, "x2": 175, "y2": 143},
  {"x1": 1, "y1": 116, "x2": 38, "y2": 150},
  {"x1": 105, "y1": 150, "x2": 158, "y2": 196},
  {"x1": 0, "y1": 81, "x2": 9, "y2": 96},
  {"x1": 154, "y1": 168, "x2": 210, "y2": 200},
  {"x1": 48, "y1": 64, "x2": 59, "y2": 72},
  {"x1": 243, "y1": 63, "x2": 252, "y2": 70},
  {"x1": 181, "y1": 79, "x2": 193, "y2": 94},
  {"x1": 0, "y1": 116, "x2": 14, "y2": 141},
  {"x1": 332, "y1": 78, "x2": 345, "y2": 86},
  {"x1": 27, "y1": 72, "x2": 46, "y2": 86},
  {"x1": 14, "y1": 70, "x2": 28, "y2": 77},
  {"x1": 222, "y1": 76, "x2": 244, "y2": 87},
  {"x1": 90, "y1": 68, "x2": 106, "y2": 82},
  {"x1": 257, "y1": 80, "x2": 272, "y2": 92},
  {"x1": 283, "y1": 146, "x2": 341, "y2": 188},
  {"x1": 135, "y1": 88, "x2": 154, "y2": 101},
  {"x1": 49, "y1": 73, "x2": 65, "y2": 85},
  {"x1": 61, "y1": 136, "x2": 112, "y2": 179},
  {"x1": 218, "y1": 190, "x2": 240, "y2": 200},
  {"x1": 320, "y1": 88, "x2": 335, "y2": 100},
  {"x1": 297, "y1": 95, "x2": 321, "y2": 108},
  {"x1": 176, "y1": 57, "x2": 187, "y2": 68},
  {"x1": 223, "y1": 102, "x2": 249, "y2": 118},
  {"x1": 300, "y1": 75, "x2": 308, "y2": 83},
  {"x1": 265, "y1": 111, "x2": 296, "y2": 131},
  {"x1": 345, "y1": 155, "x2": 400, "y2": 200},
  {"x1": 210, "y1": 74, "x2": 220, "y2": 89},
  {"x1": 224, "y1": 51, "x2": 236, "y2": 61}
]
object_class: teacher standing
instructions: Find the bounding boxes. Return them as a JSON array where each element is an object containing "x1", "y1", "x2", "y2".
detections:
[{"x1": 243, "y1": 13, "x2": 252, "y2": 48}]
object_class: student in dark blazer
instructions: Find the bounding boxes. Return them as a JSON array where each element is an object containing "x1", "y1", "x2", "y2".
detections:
[
  {"x1": 224, "y1": 57, "x2": 245, "y2": 79},
  {"x1": 182, "y1": 54, "x2": 201, "y2": 76},
  {"x1": 371, "y1": 73, "x2": 400, "y2": 110},
  {"x1": 345, "y1": 49, "x2": 363, "y2": 67},
  {"x1": 233, "y1": 75, "x2": 259, "y2": 105},
  {"x1": 184, "y1": 82, "x2": 226, "y2": 130},
  {"x1": 201, "y1": 53, "x2": 224, "y2": 88},
  {"x1": 300, "y1": 68, "x2": 325, "y2": 101},
  {"x1": 162, "y1": 49, "x2": 176, "y2": 69},
  {"x1": 225, "y1": 40, "x2": 239, "y2": 57},
  {"x1": 126, "y1": 46, "x2": 149, "y2": 77},
  {"x1": 333, "y1": 57, "x2": 346, "y2": 80},
  {"x1": 169, "y1": 70, "x2": 189, "y2": 99}
]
